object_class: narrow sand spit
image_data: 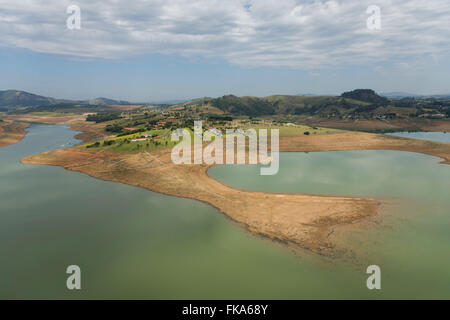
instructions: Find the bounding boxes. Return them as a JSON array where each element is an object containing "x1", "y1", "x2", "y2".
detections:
[
  {"x1": 279, "y1": 132, "x2": 450, "y2": 165},
  {"x1": 21, "y1": 128, "x2": 450, "y2": 255},
  {"x1": 303, "y1": 118, "x2": 450, "y2": 133}
]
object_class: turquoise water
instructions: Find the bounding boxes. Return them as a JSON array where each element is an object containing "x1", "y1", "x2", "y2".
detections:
[{"x1": 1, "y1": 126, "x2": 449, "y2": 299}]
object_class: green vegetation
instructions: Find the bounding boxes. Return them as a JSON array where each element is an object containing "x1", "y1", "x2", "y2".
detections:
[
  {"x1": 105, "y1": 124, "x2": 127, "y2": 134},
  {"x1": 341, "y1": 89, "x2": 389, "y2": 105},
  {"x1": 4, "y1": 88, "x2": 449, "y2": 122},
  {"x1": 86, "y1": 112, "x2": 122, "y2": 123},
  {"x1": 0, "y1": 90, "x2": 59, "y2": 108},
  {"x1": 204, "y1": 114, "x2": 234, "y2": 121},
  {"x1": 167, "y1": 90, "x2": 449, "y2": 121},
  {"x1": 0, "y1": 90, "x2": 135, "y2": 111},
  {"x1": 72, "y1": 88, "x2": 449, "y2": 152},
  {"x1": 84, "y1": 120, "x2": 340, "y2": 153},
  {"x1": 82, "y1": 128, "x2": 177, "y2": 152},
  {"x1": 242, "y1": 123, "x2": 340, "y2": 136},
  {"x1": 210, "y1": 95, "x2": 276, "y2": 116}
]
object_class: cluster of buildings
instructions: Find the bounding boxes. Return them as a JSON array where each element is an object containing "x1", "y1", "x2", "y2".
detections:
[{"x1": 419, "y1": 113, "x2": 446, "y2": 119}]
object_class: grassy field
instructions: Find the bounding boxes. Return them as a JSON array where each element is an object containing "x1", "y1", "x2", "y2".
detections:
[
  {"x1": 79, "y1": 122, "x2": 342, "y2": 153},
  {"x1": 79, "y1": 128, "x2": 177, "y2": 152},
  {"x1": 241, "y1": 124, "x2": 342, "y2": 136}
]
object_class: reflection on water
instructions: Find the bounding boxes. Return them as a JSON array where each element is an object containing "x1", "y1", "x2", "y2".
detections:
[{"x1": 1, "y1": 126, "x2": 449, "y2": 299}]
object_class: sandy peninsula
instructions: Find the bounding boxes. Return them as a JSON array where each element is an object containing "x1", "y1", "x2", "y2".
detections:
[
  {"x1": 21, "y1": 120, "x2": 450, "y2": 255},
  {"x1": 302, "y1": 118, "x2": 450, "y2": 133},
  {"x1": 0, "y1": 119, "x2": 30, "y2": 147}
]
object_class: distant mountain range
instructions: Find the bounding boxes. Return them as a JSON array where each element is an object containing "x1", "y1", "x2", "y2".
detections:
[
  {"x1": 0, "y1": 90, "x2": 130, "y2": 109},
  {"x1": 2, "y1": 89, "x2": 450, "y2": 120},
  {"x1": 296, "y1": 93, "x2": 337, "y2": 97},
  {"x1": 171, "y1": 89, "x2": 450, "y2": 119},
  {"x1": 0, "y1": 90, "x2": 65, "y2": 108},
  {"x1": 380, "y1": 92, "x2": 421, "y2": 98},
  {"x1": 296, "y1": 91, "x2": 450, "y2": 99},
  {"x1": 381, "y1": 92, "x2": 450, "y2": 99},
  {"x1": 85, "y1": 97, "x2": 131, "y2": 105},
  {"x1": 172, "y1": 89, "x2": 391, "y2": 117},
  {"x1": 296, "y1": 93, "x2": 320, "y2": 97}
]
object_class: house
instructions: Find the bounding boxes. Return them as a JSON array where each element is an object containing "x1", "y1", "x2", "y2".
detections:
[
  {"x1": 210, "y1": 128, "x2": 222, "y2": 136},
  {"x1": 206, "y1": 128, "x2": 222, "y2": 138},
  {"x1": 131, "y1": 137, "x2": 150, "y2": 142}
]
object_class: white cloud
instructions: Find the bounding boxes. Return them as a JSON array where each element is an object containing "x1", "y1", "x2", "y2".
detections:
[{"x1": 0, "y1": 0, "x2": 449, "y2": 69}]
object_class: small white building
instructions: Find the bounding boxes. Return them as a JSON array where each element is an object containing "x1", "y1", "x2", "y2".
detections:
[{"x1": 131, "y1": 137, "x2": 150, "y2": 142}]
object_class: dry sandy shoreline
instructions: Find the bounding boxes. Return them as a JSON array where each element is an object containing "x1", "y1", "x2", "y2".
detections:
[
  {"x1": 18, "y1": 117, "x2": 450, "y2": 255},
  {"x1": 4, "y1": 114, "x2": 111, "y2": 144},
  {"x1": 302, "y1": 118, "x2": 450, "y2": 133},
  {"x1": 0, "y1": 119, "x2": 30, "y2": 147}
]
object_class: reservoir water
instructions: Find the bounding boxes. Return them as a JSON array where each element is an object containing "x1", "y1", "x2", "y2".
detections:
[
  {"x1": 1, "y1": 125, "x2": 449, "y2": 299},
  {"x1": 389, "y1": 131, "x2": 450, "y2": 143}
]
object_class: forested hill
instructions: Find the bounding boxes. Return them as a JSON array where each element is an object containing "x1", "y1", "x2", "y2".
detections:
[
  {"x1": 0, "y1": 90, "x2": 130, "y2": 110},
  {"x1": 0, "y1": 90, "x2": 61, "y2": 108},
  {"x1": 341, "y1": 89, "x2": 389, "y2": 105},
  {"x1": 172, "y1": 89, "x2": 450, "y2": 120}
]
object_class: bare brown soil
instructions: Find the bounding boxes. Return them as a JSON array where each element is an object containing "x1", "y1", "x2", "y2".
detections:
[
  {"x1": 0, "y1": 120, "x2": 29, "y2": 147},
  {"x1": 103, "y1": 105, "x2": 144, "y2": 111},
  {"x1": 21, "y1": 128, "x2": 450, "y2": 255},
  {"x1": 302, "y1": 118, "x2": 450, "y2": 133}
]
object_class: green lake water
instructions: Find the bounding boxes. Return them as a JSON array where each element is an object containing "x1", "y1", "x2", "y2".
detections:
[{"x1": 1, "y1": 125, "x2": 449, "y2": 299}]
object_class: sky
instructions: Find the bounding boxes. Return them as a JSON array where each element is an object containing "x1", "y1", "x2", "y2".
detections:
[{"x1": 0, "y1": 0, "x2": 450, "y2": 102}]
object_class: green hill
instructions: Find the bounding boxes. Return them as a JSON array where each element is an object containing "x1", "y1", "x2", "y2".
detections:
[
  {"x1": 0, "y1": 90, "x2": 60, "y2": 108},
  {"x1": 175, "y1": 94, "x2": 373, "y2": 117},
  {"x1": 0, "y1": 90, "x2": 131, "y2": 110},
  {"x1": 170, "y1": 91, "x2": 449, "y2": 120},
  {"x1": 341, "y1": 89, "x2": 389, "y2": 105}
]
